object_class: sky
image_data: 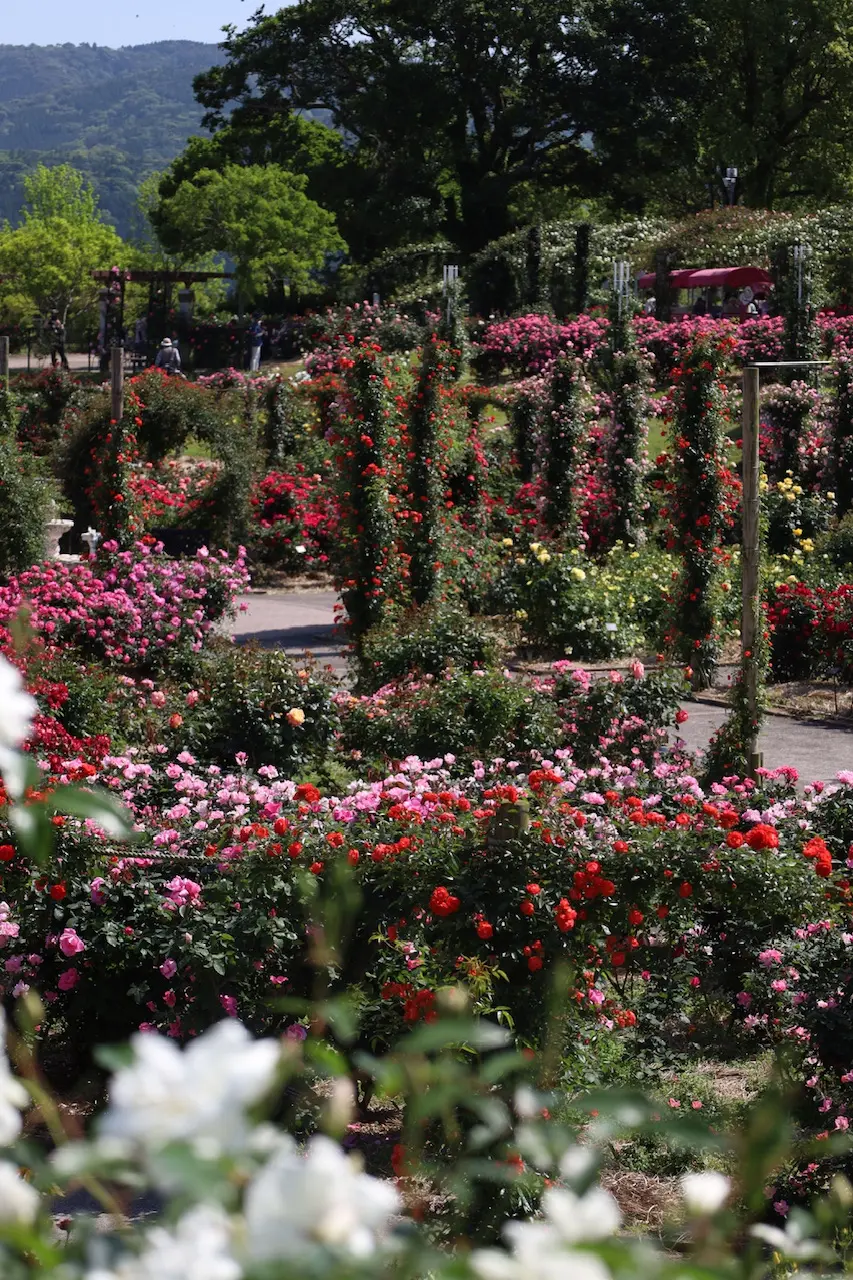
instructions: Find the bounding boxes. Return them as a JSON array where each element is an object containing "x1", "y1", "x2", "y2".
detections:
[{"x1": 1, "y1": 0, "x2": 257, "y2": 48}]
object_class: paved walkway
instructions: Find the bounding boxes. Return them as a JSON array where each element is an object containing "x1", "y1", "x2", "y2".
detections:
[
  {"x1": 227, "y1": 590, "x2": 346, "y2": 674},
  {"x1": 9, "y1": 352, "x2": 93, "y2": 373},
  {"x1": 227, "y1": 592, "x2": 853, "y2": 784}
]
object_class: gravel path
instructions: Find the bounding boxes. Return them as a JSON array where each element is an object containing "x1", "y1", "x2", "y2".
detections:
[{"x1": 227, "y1": 592, "x2": 853, "y2": 785}]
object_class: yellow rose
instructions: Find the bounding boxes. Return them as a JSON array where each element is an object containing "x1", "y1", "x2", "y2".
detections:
[
  {"x1": 286, "y1": 708, "x2": 306, "y2": 727},
  {"x1": 570, "y1": 566, "x2": 586, "y2": 582}
]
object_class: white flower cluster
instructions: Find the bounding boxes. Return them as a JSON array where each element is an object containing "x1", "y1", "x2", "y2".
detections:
[
  {"x1": 0, "y1": 1014, "x2": 741, "y2": 1280},
  {"x1": 0, "y1": 1008, "x2": 38, "y2": 1225},
  {"x1": 0, "y1": 654, "x2": 36, "y2": 798},
  {"x1": 80, "y1": 1020, "x2": 400, "y2": 1278},
  {"x1": 472, "y1": 1150, "x2": 621, "y2": 1280}
]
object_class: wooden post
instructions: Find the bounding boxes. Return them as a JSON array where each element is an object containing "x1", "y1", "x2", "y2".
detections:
[
  {"x1": 741, "y1": 364, "x2": 763, "y2": 773},
  {"x1": 110, "y1": 345, "x2": 124, "y2": 423},
  {"x1": 0, "y1": 336, "x2": 8, "y2": 393}
]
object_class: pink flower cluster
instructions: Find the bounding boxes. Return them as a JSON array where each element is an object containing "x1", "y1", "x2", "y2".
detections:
[
  {"x1": 0, "y1": 540, "x2": 249, "y2": 670},
  {"x1": 477, "y1": 310, "x2": 853, "y2": 378}
]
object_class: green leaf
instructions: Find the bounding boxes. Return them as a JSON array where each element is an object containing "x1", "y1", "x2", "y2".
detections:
[{"x1": 49, "y1": 786, "x2": 136, "y2": 840}]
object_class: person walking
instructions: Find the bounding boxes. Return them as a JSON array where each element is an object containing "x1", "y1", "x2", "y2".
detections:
[
  {"x1": 46, "y1": 311, "x2": 69, "y2": 370},
  {"x1": 154, "y1": 337, "x2": 181, "y2": 376},
  {"x1": 248, "y1": 315, "x2": 265, "y2": 372}
]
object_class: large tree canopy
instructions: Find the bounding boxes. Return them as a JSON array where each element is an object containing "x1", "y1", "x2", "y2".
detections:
[
  {"x1": 152, "y1": 163, "x2": 346, "y2": 302},
  {"x1": 193, "y1": 0, "x2": 595, "y2": 257},
  {"x1": 184, "y1": 0, "x2": 853, "y2": 259}
]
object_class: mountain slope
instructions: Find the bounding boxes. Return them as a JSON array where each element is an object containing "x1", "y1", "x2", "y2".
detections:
[{"x1": 0, "y1": 41, "x2": 223, "y2": 236}]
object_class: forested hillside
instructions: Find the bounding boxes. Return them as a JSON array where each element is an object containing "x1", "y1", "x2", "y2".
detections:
[{"x1": 0, "y1": 41, "x2": 222, "y2": 236}]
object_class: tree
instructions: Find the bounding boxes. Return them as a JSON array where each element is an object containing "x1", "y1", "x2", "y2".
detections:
[
  {"x1": 582, "y1": 0, "x2": 853, "y2": 214},
  {"x1": 192, "y1": 0, "x2": 593, "y2": 256},
  {"x1": 0, "y1": 164, "x2": 124, "y2": 323},
  {"x1": 151, "y1": 164, "x2": 345, "y2": 303}
]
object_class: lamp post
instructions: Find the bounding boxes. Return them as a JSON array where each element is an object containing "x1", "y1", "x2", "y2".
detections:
[
  {"x1": 612, "y1": 259, "x2": 631, "y2": 317},
  {"x1": 793, "y1": 241, "x2": 812, "y2": 305},
  {"x1": 722, "y1": 166, "x2": 738, "y2": 206}
]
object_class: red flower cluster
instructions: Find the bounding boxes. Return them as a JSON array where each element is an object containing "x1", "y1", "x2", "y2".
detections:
[
  {"x1": 803, "y1": 836, "x2": 833, "y2": 878},
  {"x1": 430, "y1": 886, "x2": 461, "y2": 917}
]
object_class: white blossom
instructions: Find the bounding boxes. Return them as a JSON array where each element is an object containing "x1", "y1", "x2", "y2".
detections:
[
  {"x1": 86, "y1": 1205, "x2": 241, "y2": 1280},
  {"x1": 0, "y1": 655, "x2": 36, "y2": 798},
  {"x1": 680, "y1": 1170, "x2": 731, "y2": 1215},
  {"x1": 244, "y1": 1133, "x2": 400, "y2": 1261},
  {"x1": 0, "y1": 1010, "x2": 28, "y2": 1146},
  {"x1": 472, "y1": 1183, "x2": 620, "y2": 1280},
  {"x1": 99, "y1": 1020, "x2": 280, "y2": 1157},
  {"x1": 0, "y1": 1160, "x2": 38, "y2": 1225}
]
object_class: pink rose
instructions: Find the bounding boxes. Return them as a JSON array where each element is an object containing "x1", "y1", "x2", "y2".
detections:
[
  {"x1": 59, "y1": 928, "x2": 85, "y2": 958},
  {"x1": 58, "y1": 968, "x2": 79, "y2": 991},
  {"x1": 630, "y1": 659, "x2": 645, "y2": 680},
  {"x1": 163, "y1": 990, "x2": 176, "y2": 1008},
  {"x1": 159, "y1": 959, "x2": 177, "y2": 979},
  {"x1": 220, "y1": 994, "x2": 238, "y2": 1018},
  {"x1": 150, "y1": 691, "x2": 166, "y2": 708}
]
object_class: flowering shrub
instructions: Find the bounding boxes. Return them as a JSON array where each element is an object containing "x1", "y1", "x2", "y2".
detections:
[
  {"x1": 3, "y1": 1003, "x2": 853, "y2": 1278},
  {"x1": 250, "y1": 465, "x2": 340, "y2": 570},
  {"x1": 301, "y1": 301, "x2": 425, "y2": 374},
  {"x1": 129, "y1": 459, "x2": 221, "y2": 527},
  {"x1": 767, "y1": 580, "x2": 853, "y2": 681},
  {"x1": 0, "y1": 540, "x2": 248, "y2": 673},
  {"x1": 0, "y1": 743, "x2": 838, "y2": 1062}
]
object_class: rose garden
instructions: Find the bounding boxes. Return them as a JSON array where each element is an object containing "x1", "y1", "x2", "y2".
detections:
[{"x1": 7, "y1": 88, "x2": 853, "y2": 1280}]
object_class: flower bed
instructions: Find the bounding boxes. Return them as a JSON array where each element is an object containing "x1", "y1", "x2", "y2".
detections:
[{"x1": 0, "y1": 540, "x2": 248, "y2": 672}]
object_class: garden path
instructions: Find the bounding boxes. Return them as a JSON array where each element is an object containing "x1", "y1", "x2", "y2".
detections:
[{"x1": 227, "y1": 592, "x2": 853, "y2": 785}]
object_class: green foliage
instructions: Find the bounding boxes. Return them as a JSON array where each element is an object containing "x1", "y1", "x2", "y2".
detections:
[
  {"x1": 0, "y1": 42, "x2": 224, "y2": 238},
  {"x1": 832, "y1": 361, "x2": 853, "y2": 517},
  {"x1": 264, "y1": 378, "x2": 298, "y2": 466},
  {"x1": 0, "y1": 432, "x2": 53, "y2": 577},
  {"x1": 509, "y1": 390, "x2": 539, "y2": 484},
  {"x1": 608, "y1": 348, "x2": 649, "y2": 547},
  {"x1": 408, "y1": 336, "x2": 454, "y2": 606},
  {"x1": 0, "y1": 163, "x2": 124, "y2": 324},
  {"x1": 356, "y1": 606, "x2": 501, "y2": 692},
  {"x1": 152, "y1": 164, "x2": 345, "y2": 302},
  {"x1": 183, "y1": 646, "x2": 339, "y2": 774},
  {"x1": 511, "y1": 545, "x2": 653, "y2": 660},
  {"x1": 340, "y1": 667, "x2": 561, "y2": 764},
  {"x1": 193, "y1": 0, "x2": 593, "y2": 258}
]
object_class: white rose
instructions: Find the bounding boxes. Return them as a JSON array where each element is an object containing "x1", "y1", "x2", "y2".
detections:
[
  {"x1": 0, "y1": 1160, "x2": 38, "y2": 1224},
  {"x1": 0, "y1": 1010, "x2": 28, "y2": 1146},
  {"x1": 245, "y1": 1134, "x2": 400, "y2": 1261},
  {"x1": 99, "y1": 1020, "x2": 280, "y2": 1161},
  {"x1": 0, "y1": 656, "x2": 36, "y2": 798},
  {"x1": 85, "y1": 1205, "x2": 240, "y2": 1280},
  {"x1": 680, "y1": 1170, "x2": 731, "y2": 1215}
]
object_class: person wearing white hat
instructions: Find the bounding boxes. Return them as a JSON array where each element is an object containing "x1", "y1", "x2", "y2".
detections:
[{"x1": 154, "y1": 336, "x2": 181, "y2": 376}]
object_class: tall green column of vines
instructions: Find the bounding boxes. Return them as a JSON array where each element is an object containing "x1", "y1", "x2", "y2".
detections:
[
  {"x1": 544, "y1": 357, "x2": 583, "y2": 538},
  {"x1": 668, "y1": 338, "x2": 727, "y2": 689},
  {"x1": 408, "y1": 335, "x2": 453, "y2": 606},
  {"x1": 338, "y1": 350, "x2": 396, "y2": 639}
]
